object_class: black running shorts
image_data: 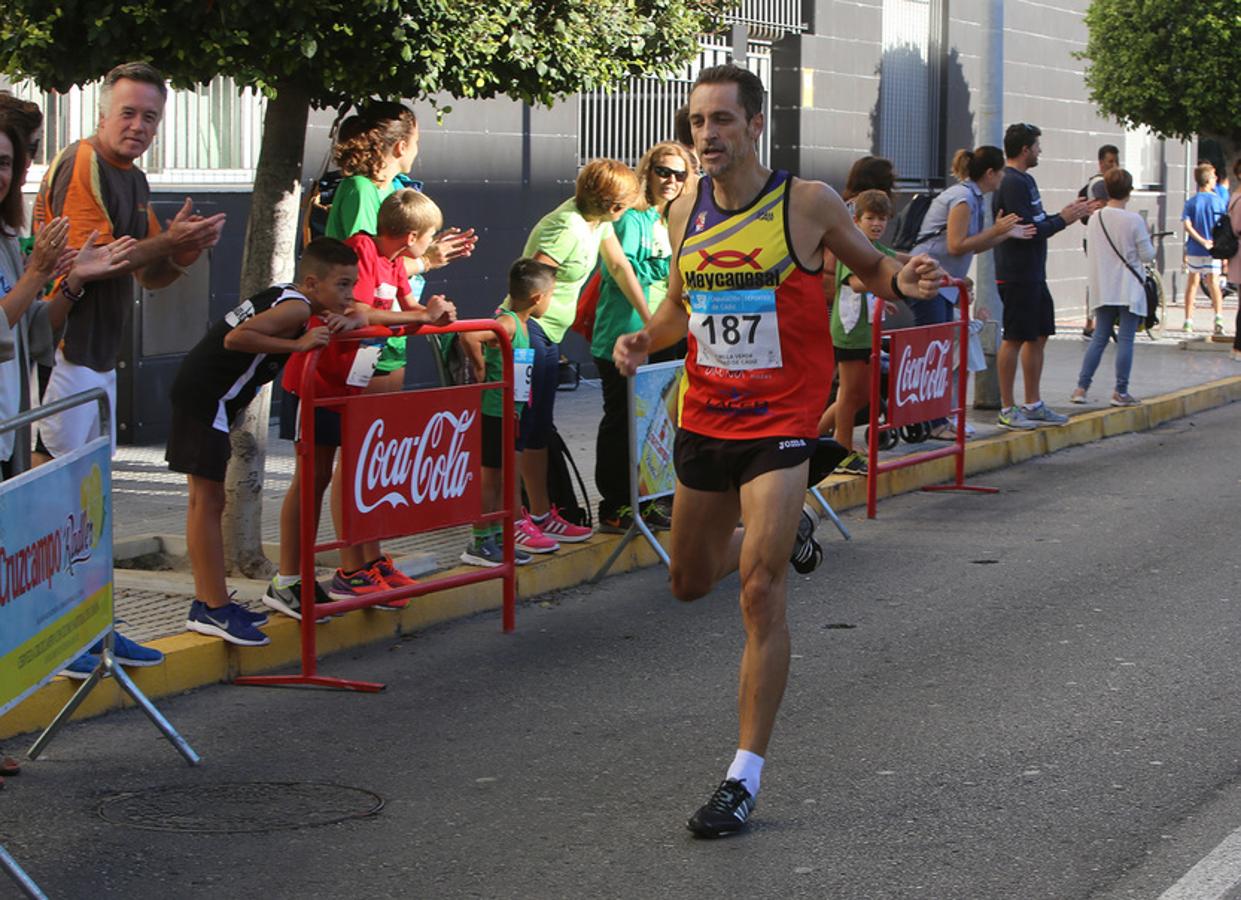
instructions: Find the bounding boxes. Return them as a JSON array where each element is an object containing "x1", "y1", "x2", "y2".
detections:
[
  {"x1": 165, "y1": 408, "x2": 232, "y2": 482},
  {"x1": 999, "y1": 281, "x2": 1056, "y2": 342},
  {"x1": 673, "y1": 429, "x2": 816, "y2": 493}
]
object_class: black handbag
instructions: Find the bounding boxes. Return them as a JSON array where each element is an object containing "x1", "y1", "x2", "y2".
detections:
[{"x1": 1098, "y1": 209, "x2": 1160, "y2": 331}]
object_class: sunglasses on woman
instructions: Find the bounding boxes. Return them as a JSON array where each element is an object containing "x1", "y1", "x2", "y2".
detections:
[{"x1": 652, "y1": 165, "x2": 688, "y2": 182}]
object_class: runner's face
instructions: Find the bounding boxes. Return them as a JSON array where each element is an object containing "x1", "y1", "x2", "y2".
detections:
[
  {"x1": 0, "y1": 132, "x2": 13, "y2": 203},
  {"x1": 650, "y1": 153, "x2": 688, "y2": 204},
  {"x1": 97, "y1": 78, "x2": 164, "y2": 162},
  {"x1": 1023, "y1": 139, "x2": 1041, "y2": 168},
  {"x1": 689, "y1": 83, "x2": 761, "y2": 178},
  {"x1": 1100, "y1": 152, "x2": 1118, "y2": 173},
  {"x1": 857, "y1": 211, "x2": 888, "y2": 241}
]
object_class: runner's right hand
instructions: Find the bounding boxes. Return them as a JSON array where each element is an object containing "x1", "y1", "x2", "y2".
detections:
[
  {"x1": 295, "y1": 326, "x2": 332, "y2": 351},
  {"x1": 613, "y1": 330, "x2": 651, "y2": 376}
]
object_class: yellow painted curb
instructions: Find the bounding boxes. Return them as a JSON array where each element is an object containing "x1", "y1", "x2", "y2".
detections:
[{"x1": 4, "y1": 375, "x2": 1240, "y2": 742}]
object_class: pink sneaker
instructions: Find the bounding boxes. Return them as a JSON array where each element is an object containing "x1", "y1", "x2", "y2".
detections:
[
  {"x1": 515, "y1": 512, "x2": 560, "y2": 554},
  {"x1": 533, "y1": 506, "x2": 593, "y2": 543}
]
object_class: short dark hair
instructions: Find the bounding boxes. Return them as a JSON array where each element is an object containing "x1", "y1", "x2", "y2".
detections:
[
  {"x1": 99, "y1": 61, "x2": 167, "y2": 117},
  {"x1": 1004, "y1": 123, "x2": 1041, "y2": 159},
  {"x1": 1103, "y1": 167, "x2": 1133, "y2": 200},
  {"x1": 1098, "y1": 144, "x2": 1119, "y2": 161},
  {"x1": 299, "y1": 237, "x2": 358, "y2": 278},
  {"x1": 843, "y1": 156, "x2": 895, "y2": 201},
  {"x1": 508, "y1": 258, "x2": 557, "y2": 308},
  {"x1": 692, "y1": 64, "x2": 765, "y2": 120},
  {"x1": 673, "y1": 104, "x2": 693, "y2": 149},
  {"x1": 0, "y1": 115, "x2": 29, "y2": 231}
]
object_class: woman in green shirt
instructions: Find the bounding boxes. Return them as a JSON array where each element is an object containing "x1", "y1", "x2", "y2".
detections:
[
  {"x1": 590, "y1": 141, "x2": 694, "y2": 531},
  {"x1": 514, "y1": 159, "x2": 648, "y2": 550}
]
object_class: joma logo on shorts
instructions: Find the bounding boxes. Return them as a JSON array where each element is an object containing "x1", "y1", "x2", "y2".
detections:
[{"x1": 777, "y1": 439, "x2": 807, "y2": 451}]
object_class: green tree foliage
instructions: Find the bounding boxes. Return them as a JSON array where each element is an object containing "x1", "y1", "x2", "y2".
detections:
[
  {"x1": 0, "y1": 0, "x2": 722, "y2": 576},
  {"x1": 0, "y1": 0, "x2": 722, "y2": 107},
  {"x1": 1080, "y1": 0, "x2": 1240, "y2": 141}
]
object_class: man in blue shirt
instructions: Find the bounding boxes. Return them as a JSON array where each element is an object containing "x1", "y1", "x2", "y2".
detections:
[
  {"x1": 991, "y1": 123, "x2": 1094, "y2": 430},
  {"x1": 1181, "y1": 161, "x2": 1227, "y2": 335}
]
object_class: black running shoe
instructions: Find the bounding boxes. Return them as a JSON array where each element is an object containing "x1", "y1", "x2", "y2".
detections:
[
  {"x1": 687, "y1": 778, "x2": 756, "y2": 838},
  {"x1": 790, "y1": 507, "x2": 822, "y2": 575}
]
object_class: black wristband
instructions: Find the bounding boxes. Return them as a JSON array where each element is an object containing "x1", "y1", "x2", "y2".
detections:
[{"x1": 889, "y1": 272, "x2": 908, "y2": 301}]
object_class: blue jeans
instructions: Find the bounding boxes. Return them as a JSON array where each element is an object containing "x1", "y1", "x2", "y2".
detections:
[{"x1": 1077, "y1": 305, "x2": 1139, "y2": 394}]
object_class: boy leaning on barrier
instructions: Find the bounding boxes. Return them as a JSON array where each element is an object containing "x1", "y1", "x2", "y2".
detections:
[
  {"x1": 167, "y1": 237, "x2": 365, "y2": 646},
  {"x1": 458, "y1": 257, "x2": 557, "y2": 567},
  {"x1": 818, "y1": 189, "x2": 902, "y2": 477},
  {"x1": 264, "y1": 191, "x2": 456, "y2": 621}
]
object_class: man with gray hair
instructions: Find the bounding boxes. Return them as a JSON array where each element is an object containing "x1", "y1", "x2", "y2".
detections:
[
  {"x1": 33, "y1": 60, "x2": 226, "y2": 465},
  {"x1": 32, "y1": 61, "x2": 226, "y2": 676}
]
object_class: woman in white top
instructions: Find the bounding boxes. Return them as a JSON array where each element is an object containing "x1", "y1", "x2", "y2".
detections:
[{"x1": 1071, "y1": 168, "x2": 1155, "y2": 406}]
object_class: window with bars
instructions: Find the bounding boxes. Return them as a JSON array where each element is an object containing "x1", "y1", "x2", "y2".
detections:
[
  {"x1": 579, "y1": 38, "x2": 773, "y2": 168},
  {"x1": 877, "y1": 0, "x2": 945, "y2": 187},
  {"x1": 9, "y1": 76, "x2": 266, "y2": 188}
]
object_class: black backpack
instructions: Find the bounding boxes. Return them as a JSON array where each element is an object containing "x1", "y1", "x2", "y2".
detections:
[
  {"x1": 1209, "y1": 197, "x2": 1239, "y2": 260},
  {"x1": 890, "y1": 192, "x2": 941, "y2": 251},
  {"x1": 522, "y1": 427, "x2": 592, "y2": 528}
]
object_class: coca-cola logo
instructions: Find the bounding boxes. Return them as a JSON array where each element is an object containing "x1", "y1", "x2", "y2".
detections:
[
  {"x1": 353, "y1": 411, "x2": 476, "y2": 514},
  {"x1": 895, "y1": 339, "x2": 952, "y2": 407}
]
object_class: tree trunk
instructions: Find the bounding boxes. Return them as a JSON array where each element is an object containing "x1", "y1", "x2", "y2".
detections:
[{"x1": 222, "y1": 83, "x2": 311, "y2": 578}]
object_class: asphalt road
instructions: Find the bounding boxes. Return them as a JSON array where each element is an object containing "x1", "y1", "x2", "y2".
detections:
[{"x1": 3, "y1": 402, "x2": 1241, "y2": 900}]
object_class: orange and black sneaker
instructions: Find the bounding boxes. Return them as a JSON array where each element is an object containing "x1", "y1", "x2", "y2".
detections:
[{"x1": 371, "y1": 555, "x2": 414, "y2": 610}]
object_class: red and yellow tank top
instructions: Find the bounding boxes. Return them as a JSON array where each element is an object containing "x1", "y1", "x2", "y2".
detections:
[{"x1": 677, "y1": 170, "x2": 830, "y2": 440}]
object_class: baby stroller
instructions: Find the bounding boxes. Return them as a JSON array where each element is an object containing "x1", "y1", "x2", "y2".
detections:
[{"x1": 827, "y1": 341, "x2": 932, "y2": 452}]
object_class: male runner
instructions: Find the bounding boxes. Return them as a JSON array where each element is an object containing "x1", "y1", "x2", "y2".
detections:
[{"x1": 613, "y1": 64, "x2": 944, "y2": 837}]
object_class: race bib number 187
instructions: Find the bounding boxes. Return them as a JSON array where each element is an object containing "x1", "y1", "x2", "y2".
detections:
[{"x1": 688, "y1": 289, "x2": 782, "y2": 371}]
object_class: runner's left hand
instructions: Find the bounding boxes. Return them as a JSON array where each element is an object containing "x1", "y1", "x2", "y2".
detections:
[{"x1": 896, "y1": 254, "x2": 946, "y2": 300}]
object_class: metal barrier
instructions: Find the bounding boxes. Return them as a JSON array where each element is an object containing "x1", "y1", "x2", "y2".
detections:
[
  {"x1": 1, "y1": 388, "x2": 199, "y2": 899},
  {"x1": 866, "y1": 278, "x2": 998, "y2": 518},
  {"x1": 234, "y1": 320, "x2": 517, "y2": 693}
]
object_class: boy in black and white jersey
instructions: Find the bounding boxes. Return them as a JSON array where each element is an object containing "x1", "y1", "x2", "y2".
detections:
[{"x1": 166, "y1": 237, "x2": 362, "y2": 646}]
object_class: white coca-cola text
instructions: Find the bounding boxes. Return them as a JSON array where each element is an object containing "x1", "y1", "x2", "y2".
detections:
[
  {"x1": 353, "y1": 412, "x2": 476, "y2": 514},
  {"x1": 895, "y1": 339, "x2": 952, "y2": 408}
]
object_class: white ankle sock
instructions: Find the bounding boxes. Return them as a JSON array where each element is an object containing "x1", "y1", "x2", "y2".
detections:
[
  {"x1": 726, "y1": 749, "x2": 764, "y2": 797},
  {"x1": 273, "y1": 573, "x2": 299, "y2": 589},
  {"x1": 1021, "y1": 400, "x2": 1044, "y2": 412}
]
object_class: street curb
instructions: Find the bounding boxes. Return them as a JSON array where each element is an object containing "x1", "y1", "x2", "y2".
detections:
[{"x1": 4, "y1": 375, "x2": 1239, "y2": 742}]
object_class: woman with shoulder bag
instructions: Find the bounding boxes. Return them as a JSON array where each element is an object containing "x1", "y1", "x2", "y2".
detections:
[{"x1": 1071, "y1": 168, "x2": 1155, "y2": 406}]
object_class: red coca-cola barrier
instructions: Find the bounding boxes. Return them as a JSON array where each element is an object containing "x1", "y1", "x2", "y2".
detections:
[
  {"x1": 235, "y1": 320, "x2": 516, "y2": 693},
  {"x1": 866, "y1": 278, "x2": 997, "y2": 518}
]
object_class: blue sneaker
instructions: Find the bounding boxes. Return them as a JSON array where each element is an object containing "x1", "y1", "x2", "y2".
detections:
[
  {"x1": 233, "y1": 604, "x2": 268, "y2": 626},
  {"x1": 186, "y1": 600, "x2": 271, "y2": 647},
  {"x1": 60, "y1": 652, "x2": 102, "y2": 680},
  {"x1": 90, "y1": 632, "x2": 164, "y2": 667}
]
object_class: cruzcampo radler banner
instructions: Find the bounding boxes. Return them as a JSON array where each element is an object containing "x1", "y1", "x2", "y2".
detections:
[{"x1": 0, "y1": 436, "x2": 113, "y2": 717}]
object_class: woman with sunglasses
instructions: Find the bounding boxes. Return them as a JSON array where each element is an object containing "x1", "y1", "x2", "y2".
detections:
[
  {"x1": 591, "y1": 141, "x2": 694, "y2": 532},
  {"x1": 512, "y1": 158, "x2": 646, "y2": 553}
]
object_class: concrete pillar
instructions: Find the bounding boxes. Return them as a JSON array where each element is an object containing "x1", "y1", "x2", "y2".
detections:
[{"x1": 973, "y1": 0, "x2": 1004, "y2": 409}]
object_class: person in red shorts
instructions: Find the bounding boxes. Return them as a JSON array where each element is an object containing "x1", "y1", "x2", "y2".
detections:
[{"x1": 614, "y1": 64, "x2": 944, "y2": 837}]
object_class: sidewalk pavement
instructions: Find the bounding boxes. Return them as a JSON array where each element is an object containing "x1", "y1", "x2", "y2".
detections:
[{"x1": 3, "y1": 322, "x2": 1240, "y2": 740}]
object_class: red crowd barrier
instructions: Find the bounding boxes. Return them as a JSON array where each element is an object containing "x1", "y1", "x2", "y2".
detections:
[
  {"x1": 235, "y1": 320, "x2": 517, "y2": 693},
  {"x1": 866, "y1": 278, "x2": 997, "y2": 518}
]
